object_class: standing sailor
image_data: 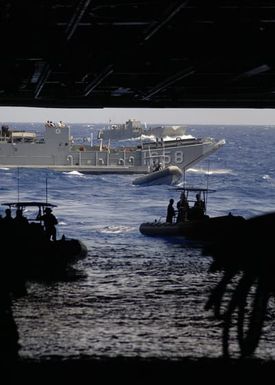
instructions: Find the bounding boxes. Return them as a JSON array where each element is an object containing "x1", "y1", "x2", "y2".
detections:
[
  {"x1": 38, "y1": 207, "x2": 58, "y2": 241},
  {"x1": 166, "y1": 199, "x2": 176, "y2": 223}
]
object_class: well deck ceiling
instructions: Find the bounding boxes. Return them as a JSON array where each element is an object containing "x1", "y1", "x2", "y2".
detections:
[{"x1": 1, "y1": 1, "x2": 275, "y2": 108}]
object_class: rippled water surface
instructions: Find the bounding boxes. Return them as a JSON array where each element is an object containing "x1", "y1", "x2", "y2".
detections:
[{"x1": 2, "y1": 124, "x2": 275, "y2": 360}]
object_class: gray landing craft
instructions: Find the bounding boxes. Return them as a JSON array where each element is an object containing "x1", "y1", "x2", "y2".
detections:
[
  {"x1": 97, "y1": 118, "x2": 188, "y2": 141},
  {"x1": 0, "y1": 122, "x2": 225, "y2": 174}
]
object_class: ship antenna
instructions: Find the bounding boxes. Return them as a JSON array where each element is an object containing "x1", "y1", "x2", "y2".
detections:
[
  {"x1": 183, "y1": 167, "x2": 186, "y2": 186},
  {"x1": 206, "y1": 160, "x2": 210, "y2": 188},
  {"x1": 162, "y1": 138, "x2": 165, "y2": 168},
  {"x1": 17, "y1": 167, "x2": 20, "y2": 202},
  {"x1": 205, "y1": 160, "x2": 210, "y2": 210},
  {"x1": 46, "y1": 176, "x2": 48, "y2": 205}
]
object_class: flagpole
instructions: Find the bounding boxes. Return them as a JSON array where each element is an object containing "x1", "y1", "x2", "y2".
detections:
[
  {"x1": 17, "y1": 167, "x2": 20, "y2": 202},
  {"x1": 46, "y1": 176, "x2": 48, "y2": 204}
]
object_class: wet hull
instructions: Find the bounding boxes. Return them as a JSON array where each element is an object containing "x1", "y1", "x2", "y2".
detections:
[
  {"x1": 24, "y1": 238, "x2": 88, "y2": 280},
  {"x1": 132, "y1": 165, "x2": 183, "y2": 186},
  {"x1": 139, "y1": 215, "x2": 246, "y2": 241},
  {"x1": 139, "y1": 220, "x2": 198, "y2": 237},
  {"x1": 2, "y1": 224, "x2": 87, "y2": 282}
]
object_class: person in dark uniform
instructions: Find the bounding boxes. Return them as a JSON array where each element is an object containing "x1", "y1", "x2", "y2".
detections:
[
  {"x1": 39, "y1": 207, "x2": 58, "y2": 241},
  {"x1": 2, "y1": 208, "x2": 13, "y2": 225},
  {"x1": 166, "y1": 198, "x2": 176, "y2": 223},
  {"x1": 190, "y1": 193, "x2": 206, "y2": 219},
  {"x1": 194, "y1": 193, "x2": 205, "y2": 211},
  {"x1": 176, "y1": 192, "x2": 189, "y2": 222},
  {"x1": 13, "y1": 209, "x2": 28, "y2": 226}
]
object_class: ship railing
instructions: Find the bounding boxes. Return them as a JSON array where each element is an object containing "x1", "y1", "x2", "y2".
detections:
[
  {"x1": 141, "y1": 137, "x2": 204, "y2": 149},
  {"x1": 0, "y1": 136, "x2": 8, "y2": 143}
]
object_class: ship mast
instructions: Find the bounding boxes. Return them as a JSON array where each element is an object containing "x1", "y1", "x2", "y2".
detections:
[
  {"x1": 45, "y1": 176, "x2": 48, "y2": 205},
  {"x1": 17, "y1": 167, "x2": 20, "y2": 202}
]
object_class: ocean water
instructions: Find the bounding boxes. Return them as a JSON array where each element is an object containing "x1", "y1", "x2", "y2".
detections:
[{"x1": 2, "y1": 124, "x2": 275, "y2": 360}]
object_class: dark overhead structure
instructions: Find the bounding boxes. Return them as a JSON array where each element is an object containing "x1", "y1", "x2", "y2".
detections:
[{"x1": 1, "y1": 0, "x2": 275, "y2": 109}]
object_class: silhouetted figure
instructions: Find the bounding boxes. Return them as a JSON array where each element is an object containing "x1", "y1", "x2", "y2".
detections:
[
  {"x1": 166, "y1": 199, "x2": 175, "y2": 223},
  {"x1": 39, "y1": 207, "x2": 58, "y2": 241},
  {"x1": 155, "y1": 162, "x2": 162, "y2": 171},
  {"x1": 194, "y1": 192, "x2": 205, "y2": 212},
  {"x1": 2, "y1": 208, "x2": 13, "y2": 225},
  {"x1": 13, "y1": 208, "x2": 28, "y2": 226},
  {"x1": 189, "y1": 193, "x2": 205, "y2": 220},
  {"x1": 176, "y1": 193, "x2": 189, "y2": 222},
  {"x1": 204, "y1": 211, "x2": 275, "y2": 358},
  {"x1": 152, "y1": 161, "x2": 162, "y2": 172}
]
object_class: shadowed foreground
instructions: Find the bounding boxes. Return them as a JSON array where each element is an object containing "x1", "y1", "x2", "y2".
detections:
[
  {"x1": 3, "y1": 357, "x2": 275, "y2": 384},
  {"x1": 203, "y1": 212, "x2": 275, "y2": 357},
  {"x1": 3, "y1": 213, "x2": 275, "y2": 382}
]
